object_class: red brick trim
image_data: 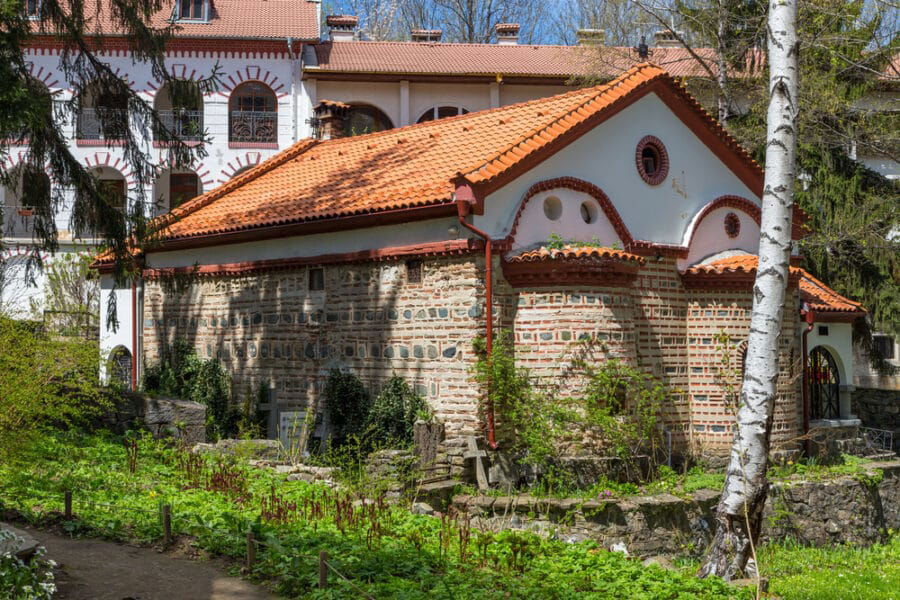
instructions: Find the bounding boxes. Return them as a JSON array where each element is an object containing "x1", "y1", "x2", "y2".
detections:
[
  {"x1": 23, "y1": 37, "x2": 312, "y2": 58},
  {"x1": 76, "y1": 139, "x2": 126, "y2": 147},
  {"x1": 681, "y1": 270, "x2": 802, "y2": 289},
  {"x1": 503, "y1": 177, "x2": 635, "y2": 247},
  {"x1": 153, "y1": 140, "x2": 204, "y2": 149},
  {"x1": 228, "y1": 142, "x2": 279, "y2": 150},
  {"x1": 811, "y1": 311, "x2": 864, "y2": 323},
  {"x1": 143, "y1": 238, "x2": 481, "y2": 278},
  {"x1": 635, "y1": 135, "x2": 669, "y2": 185},
  {"x1": 501, "y1": 257, "x2": 641, "y2": 288}
]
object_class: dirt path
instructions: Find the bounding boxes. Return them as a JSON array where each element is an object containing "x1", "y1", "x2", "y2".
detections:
[{"x1": 25, "y1": 527, "x2": 277, "y2": 600}]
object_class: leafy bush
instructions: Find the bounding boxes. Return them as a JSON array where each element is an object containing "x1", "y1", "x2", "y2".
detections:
[
  {"x1": 0, "y1": 531, "x2": 56, "y2": 599},
  {"x1": 322, "y1": 369, "x2": 370, "y2": 446},
  {"x1": 0, "y1": 316, "x2": 107, "y2": 457},
  {"x1": 142, "y1": 338, "x2": 232, "y2": 438},
  {"x1": 473, "y1": 332, "x2": 666, "y2": 480},
  {"x1": 367, "y1": 375, "x2": 429, "y2": 445}
]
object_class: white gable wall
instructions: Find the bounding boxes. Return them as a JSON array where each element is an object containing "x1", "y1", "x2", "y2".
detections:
[
  {"x1": 476, "y1": 93, "x2": 759, "y2": 247},
  {"x1": 507, "y1": 188, "x2": 623, "y2": 252},
  {"x1": 680, "y1": 206, "x2": 761, "y2": 268}
]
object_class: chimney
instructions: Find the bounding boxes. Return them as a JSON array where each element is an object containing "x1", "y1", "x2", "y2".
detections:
[
  {"x1": 313, "y1": 100, "x2": 350, "y2": 140},
  {"x1": 494, "y1": 23, "x2": 520, "y2": 45},
  {"x1": 653, "y1": 29, "x2": 683, "y2": 48},
  {"x1": 576, "y1": 28, "x2": 605, "y2": 46},
  {"x1": 326, "y1": 15, "x2": 359, "y2": 42},
  {"x1": 411, "y1": 29, "x2": 442, "y2": 43}
]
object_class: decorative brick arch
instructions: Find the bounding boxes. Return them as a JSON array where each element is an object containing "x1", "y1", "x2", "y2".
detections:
[
  {"x1": 682, "y1": 195, "x2": 761, "y2": 249},
  {"x1": 146, "y1": 64, "x2": 206, "y2": 94},
  {"x1": 155, "y1": 158, "x2": 215, "y2": 191},
  {"x1": 0, "y1": 244, "x2": 49, "y2": 262},
  {"x1": 1, "y1": 152, "x2": 59, "y2": 185},
  {"x1": 83, "y1": 152, "x2": 136, "y2": 188},
  {"x1": 218, "y1": 152, "x2": 264, "y2": 184},
  {"x1": 502, "y1": 177, "x2": 635, "y2": 249},
  {"x1": 26, "y1": 62, "x2": 61, "y2": 89},
  {"x1": 219, "y1": 66, "x2": 287, "y2": 99}
]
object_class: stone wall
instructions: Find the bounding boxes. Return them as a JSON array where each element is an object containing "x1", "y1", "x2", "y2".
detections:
[
  {"x1": 449, "y1": 461, "x2": 900, "y2": 557},
  {"x1": 853, "y1": 387, "x2": 900, "y2": 450},
  {"x1": 143, "y1": 255, "x2": 486, "y2": 438},
  {"x1": 141, "y1": 252, "x2": 803, "y2": 454}
]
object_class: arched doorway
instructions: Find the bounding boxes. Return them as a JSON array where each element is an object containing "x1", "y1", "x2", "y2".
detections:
[
  {"x1": 152, "y1": 168, "x2": 201, "y2": 213},
  {"x1": 809, "y1": 346, "x2": 840, "y2": 420},
  {"x1": 77, "y1": 79, "x2": 129, "y2": 141},
  {"x1": 1, "y1": 165, "x2": 51, "y2": 239},
  {"x1": 343, "y1": 104, "x2": 393, "y2": 136},
  {"x1": 108, "y1": 345, "x2": 133, "y2": 388}
]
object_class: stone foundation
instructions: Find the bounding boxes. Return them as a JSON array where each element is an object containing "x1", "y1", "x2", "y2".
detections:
[{"x1": 449, "y1": 461, "x2": 900, "y2": 557}]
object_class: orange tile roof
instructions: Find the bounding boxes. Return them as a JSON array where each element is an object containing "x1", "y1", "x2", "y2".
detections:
[
  {"x1": 799, "y1": 270, "x2": 866, "y2": 314},
  {"x1": 153, "y1": 64, "x2": 761, "y2": 245},
  {"x1": 505, "y1": 245, "x2": 645, "y2": 266},
  {"x1": 683, "y1": 255, "x2": 866, "y2": 315},
  {"x1": 30, "y1": 0, "x2": 320, "y2": 41},
  {"x1": 308, "y1": 42, "x2": 761, "y2": 80},
  {"x1": 683, "y1": 254, "x2": 803, "y2": 280}
]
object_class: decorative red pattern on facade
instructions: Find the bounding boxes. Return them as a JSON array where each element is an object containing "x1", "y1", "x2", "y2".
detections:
[{"x1": 724, "y1": 212, "x2": 741, "y2": 238}]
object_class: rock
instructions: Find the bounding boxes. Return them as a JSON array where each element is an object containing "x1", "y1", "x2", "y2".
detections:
[
  {"x1": 193, "y1": 439, "x2": 282, "y2": 460},
  {"x1": 0, "y1": 523, "x2": 39, "y2": 561},
  {"x1": 105, "y1": 392, "x2": 207, "y2": 443},
  {"x1": 274, "y1": 464, "x2": 300, "y2": 475},
  {"x1": 825, "y1": 520, "x2": 841, "y2": 534},
  {"x1": 411, "y1": 502, "x2": 435, "y2": 516},
  {"x1": 610, "y1": 541, "x2": 629, "y2": 555},
  {"x1": 642, "y1": 555, "x2": 675, "y2": 570}
]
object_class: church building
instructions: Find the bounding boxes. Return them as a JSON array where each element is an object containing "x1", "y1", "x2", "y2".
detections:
[{"x1": 95, "y1": 64, "x2": 866, "y2": 457}]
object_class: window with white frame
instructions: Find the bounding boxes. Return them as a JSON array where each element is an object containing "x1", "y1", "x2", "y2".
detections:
[
  {"x1": 177, "y1": 0, "x2": 208, "y2": 21},
  {"x1": 417, "y1": 105, "x2": 469, "y2": 124}
]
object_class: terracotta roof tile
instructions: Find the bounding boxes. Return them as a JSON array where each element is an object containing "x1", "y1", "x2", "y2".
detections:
[
  {"x1": 153, "y1": 64, "x2": 760, "y2": 244},
  {"x1": 799, "y1": 270, "x2": 866, "y2": 314},
  {"x1": 308, "y1": 42, "x2": 761, "y2": 79},
  {"x1": 505, "y1": 245, "x2": 645, "y2": 265},
  {"x1": 31, "y1": 0, "x2": 320, "y2": 41},
  {"x1": 683, "y1": 255, "x2": 866, "y2": 315}
]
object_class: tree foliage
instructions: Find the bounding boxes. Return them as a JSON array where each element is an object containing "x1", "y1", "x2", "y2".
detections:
[
  {"x1": 0, "y1": 316, "x2": 107, "y2": 457},
  {"x1": 367, "y1": 375, "x2": 430, "y2": 445},
  {"x1": 323, "y1": 368, "x2": 372, "y2": 446},
  {"x1": 0, "y1": 0, "x2": 215, "y2": 296}
]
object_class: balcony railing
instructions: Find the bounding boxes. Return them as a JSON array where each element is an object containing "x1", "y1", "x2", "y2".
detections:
[
  {"x1": 155, "y1": 109, "x2": 204, "y2": 142},
  {"x1": 229, "y1": 110, "x2": 277, "y2": 144},
  {"x1": 1, "y1": 205, "x2": 36, "y2": 239},
  {"x1": 76, "y1": 107, "x2": 129, "y2": 140}
]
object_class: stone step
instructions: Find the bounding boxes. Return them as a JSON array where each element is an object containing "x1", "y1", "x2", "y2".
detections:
[{"x1": 416, "y1": 479, "x2": 459, "y2": 511}]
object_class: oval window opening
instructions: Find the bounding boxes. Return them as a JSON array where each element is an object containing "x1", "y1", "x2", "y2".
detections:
[
  {"x1": 641, "y1": 146, "x2": 660, "y2": 176},
  {"x1": 543, "y1": 196, "x2": 562, "y2": 221},
  {"x1": 580, "y1": 201, "x2": 598, "y2": 224}
]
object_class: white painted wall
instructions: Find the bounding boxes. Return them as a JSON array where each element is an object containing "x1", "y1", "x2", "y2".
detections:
[
  {"x1": 408, "y1": 82, "x2": 492, "y2": 124},
  {"x1": 680, "y1": 205, "x2": 760, "y2": 268},
  {"x1": 478, "y1": 92, "x2": 759, "y2": 245},
  {"x1": 315, "y1": 80, "x2": 401, "y2": 128},
  {"x1": 98, "y1": 274, "x2": 135, "y2": 382},
  {"x1": 507, "y1": 187, "x2": 622, "y2": 252},
  {"x1": 146, "y1": 217, "x2": 462, "y2": 269}
]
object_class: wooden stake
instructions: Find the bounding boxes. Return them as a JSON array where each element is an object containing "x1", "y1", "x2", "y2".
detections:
[
  {"x1": 318, "y1": 551, "x2": 328, "y2": 589},
  {"x1": 162, "y1": 504, "x2": 172, "y2": 546},
  {"x1": 64, "y1": 491, "x2": 72, "y2": 520},
  {"x1": 246, "y1": 531, "x2": 256, "y2": 570}
]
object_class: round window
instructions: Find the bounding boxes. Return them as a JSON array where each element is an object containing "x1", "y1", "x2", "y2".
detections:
[
  {"x1": 543, "y1": 196, "x2": 562, "y2": 221},
  {"x1": 580, "y1": 201, "x2": 598, "y2": 224},
  {"x1": 724, "y1": 212, "x2": 741, "y2": 238},
  {"x1": 635, "y1": 136, "x2": 669, "y2": 185}
]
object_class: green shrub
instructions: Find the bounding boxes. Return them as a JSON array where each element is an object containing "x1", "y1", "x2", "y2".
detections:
[
  {"x1": 142, "y1": 338, "x2": 232, "y2": 438},
  {"x1": 0, "y1": 316, "x2": 107, "y2": 457},
  {"x1": 367, "y1": 375, "x2": 429, "y2": 445},
  {"x1": 323, "y1": 369, "x2": 371, "y2": 446}
]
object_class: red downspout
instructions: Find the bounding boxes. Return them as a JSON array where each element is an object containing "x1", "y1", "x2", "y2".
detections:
[
  {"x1": 455, "y1": 183, "x2": 498, "y2": 449},
  {"x1": 131, "y1": 280, "x2": 138, "y2": 392},
  {"x1": 800, "y1": 304, "x2": 815, "y2": 457}
]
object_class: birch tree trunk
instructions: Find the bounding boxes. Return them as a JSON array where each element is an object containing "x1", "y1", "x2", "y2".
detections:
[{"x1": 699, "y1": 0, "x2": 799, "y2": 581}]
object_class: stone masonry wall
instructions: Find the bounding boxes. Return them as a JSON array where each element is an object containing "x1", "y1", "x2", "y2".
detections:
[
  {"x1": 450, "y1": 461, "x2": 900, "y2": 558},
  {"x1": 142, "y1": 255, "x2": 487, "y2": 438}
]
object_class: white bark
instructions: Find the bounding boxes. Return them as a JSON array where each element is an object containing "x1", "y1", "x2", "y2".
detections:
[{"x1": 700, "y1": 0, "x2": 799, "y2": 580}]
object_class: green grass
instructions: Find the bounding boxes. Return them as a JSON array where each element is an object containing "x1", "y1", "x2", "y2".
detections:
[
  {"x1": 0, "y1": 432, "x2": 746, "y2": 600},
  {"x1": 758, "y1": 537, "x2": 900, "y2": 600}
]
